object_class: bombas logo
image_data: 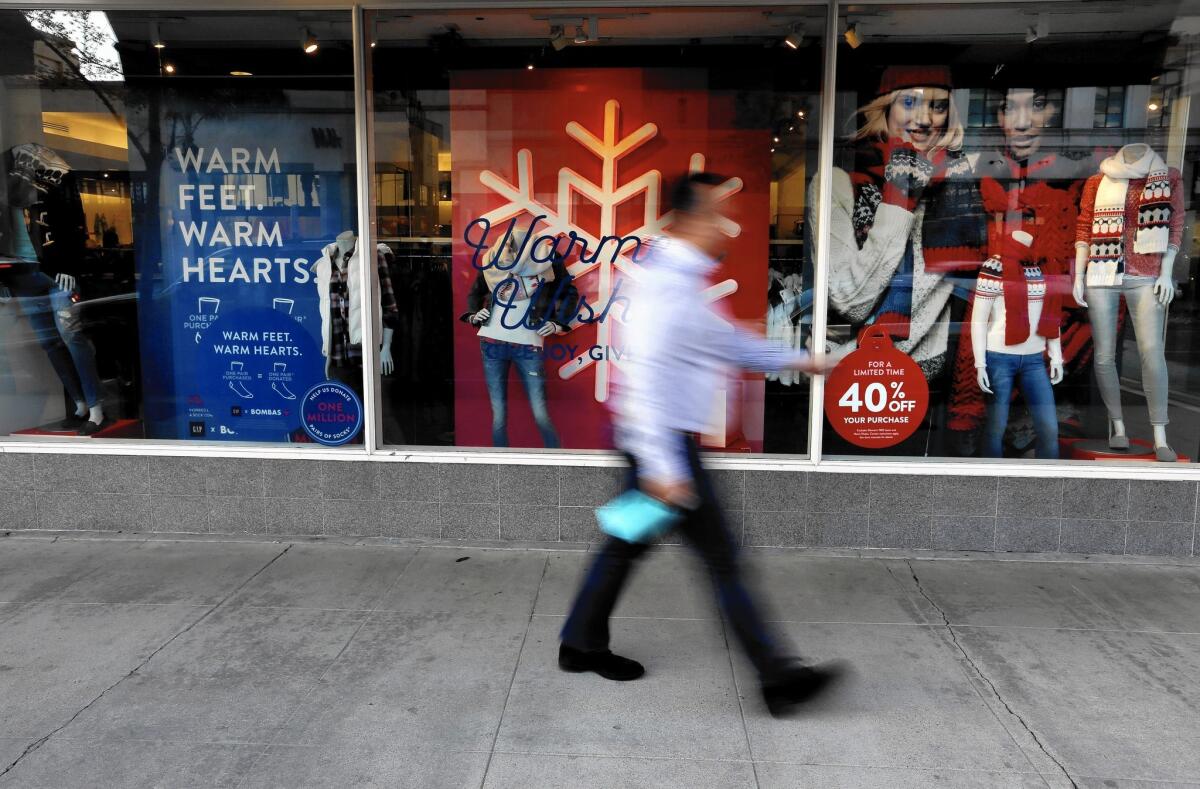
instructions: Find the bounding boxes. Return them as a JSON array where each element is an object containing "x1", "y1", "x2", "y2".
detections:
[{"x1": 248, "y1": 408, "x2": 283, "y2": 416}]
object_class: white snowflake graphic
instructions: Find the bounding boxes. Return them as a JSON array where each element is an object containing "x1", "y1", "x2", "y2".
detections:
[{"x1": 477, "y1": 99, "x2": 743, "y2": 403}]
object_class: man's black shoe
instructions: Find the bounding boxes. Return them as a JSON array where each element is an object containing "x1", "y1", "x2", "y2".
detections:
[
  {"x1": 558, "y1": 644, "x2": 645, "y2": 681},
  {"x1": 761, "y1": 659, "x2": 846, "y2": 717}
]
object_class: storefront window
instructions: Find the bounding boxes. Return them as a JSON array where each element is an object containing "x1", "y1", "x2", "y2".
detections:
[
  {"x1": 0, "y1": 10, "x2": 363, "y2": 445},
  {"x1": 819, "y1": 1, "x2": 1200, "y2": 464},
  {"x1": 368, "y1": 6, "x2": 826, "y2": 454}
]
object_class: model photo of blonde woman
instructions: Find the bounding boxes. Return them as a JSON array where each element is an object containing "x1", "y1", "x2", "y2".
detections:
[{"x1": 812, "y1": 65, "x2": 986, "y2": 455}]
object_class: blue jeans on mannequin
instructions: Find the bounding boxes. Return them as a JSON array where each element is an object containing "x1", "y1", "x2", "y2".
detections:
[
  {"x1": 983, "y1": 351, "x2": 1058, "y2": 459},
  {"x1": 8, "y1": 269, "x2": 102, "y2": 408},
  {"x1": 1087, "y1": 277, "x2": 1169, "y2": 426},
  {"x1": 480, "y1": 340, "x2": 560, "y2": 448}
]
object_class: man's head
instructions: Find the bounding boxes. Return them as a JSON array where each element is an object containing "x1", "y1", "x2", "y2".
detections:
[
  {"x1": 998, "y1": 88, "x2": 1058, "y2": 161},
  {"x1": 667, "y1": 171, "x2": 729, "y2": 258}
]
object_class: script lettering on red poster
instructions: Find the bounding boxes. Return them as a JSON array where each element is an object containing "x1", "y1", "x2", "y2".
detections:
[{"x1": 825, "y1": 326, "x2": 929, "y2": 449}]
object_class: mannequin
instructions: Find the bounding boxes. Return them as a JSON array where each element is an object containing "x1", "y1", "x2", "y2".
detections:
[
  {"x1": 460, "y1": 228, "x2": 577, "y2": 448},
  {"x1": 1073, "y1": 143, "x2": 1183, "y2": 461},
  {"x1": 313, "y1": 230, "x2": 398, "y2": 401},
  {"x1": 972, "y1": 230, "x2": 1063, "y2": 458},
  {"x1": 0, "y1": 143, "x2": 106, "y2": 434}
]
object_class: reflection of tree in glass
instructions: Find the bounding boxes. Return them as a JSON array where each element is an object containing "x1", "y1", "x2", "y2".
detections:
[
  {"x1": 22, "y1": 10, "x2": 124, "y2": 83},
  {"x1": 18, "y1": 11, "x2": 237, "y2": 294}
]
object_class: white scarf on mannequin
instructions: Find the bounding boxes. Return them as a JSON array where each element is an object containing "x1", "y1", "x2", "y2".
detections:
[{"x1": 1088, "y1": 146, "x2": 1171, "y2": 286}]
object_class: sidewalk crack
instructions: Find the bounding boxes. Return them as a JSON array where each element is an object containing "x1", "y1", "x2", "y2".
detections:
[
  {"x1": 478, "y1": 554, "x2": 550, "y2": 789},
  {"x1": 898, "y1": 560, "x2": 1077, "y2": 789},
  {"x1": 0, "y1": 544, "x2": 293, "y2": 780}
]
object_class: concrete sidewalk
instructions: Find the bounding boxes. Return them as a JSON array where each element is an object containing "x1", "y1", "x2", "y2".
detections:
[{"x1": 1, "y1": 535, "x2": 1199, "y2": 788}]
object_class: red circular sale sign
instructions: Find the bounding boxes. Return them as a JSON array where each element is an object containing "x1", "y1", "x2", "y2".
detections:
[{"x1": 825, "y1": 326, "x2": 929, "y2": 449}]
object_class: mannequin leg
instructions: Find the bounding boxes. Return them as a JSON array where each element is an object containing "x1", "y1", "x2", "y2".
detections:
[
  {"x1": 480, "y1": 340, "x2": 511, "y2": 447},
  {"x1": 982, "y1": 351, "x2": 1017, "y2": 458},
  {"x1": 10, "y1": 271, "x2": 87, "y2": 410},
  {"x1": 49, "y1": 288, "x2": 103, "y2": 413},
  {"x1": 1122, "y1": 282, "x2": 1170, "y2": 430},
  {"x1": 1085, "y1": 285, "x2": 1126, "y2": 433},
  {"x1": 513, "y1": 349, "x2": 560, "y2": 449},
  {"x1": 1016, "y1": 353, "x2": 1059, "y2": 460}
]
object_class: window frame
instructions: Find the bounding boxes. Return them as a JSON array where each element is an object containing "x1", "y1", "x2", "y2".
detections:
[{"x1": 0, "y1": 0, "x2": 1197, "y2": 485}]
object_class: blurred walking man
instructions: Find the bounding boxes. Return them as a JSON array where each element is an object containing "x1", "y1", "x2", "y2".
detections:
[{"x1": 558, "y1": 172, "x2": 844, "y2": 716}]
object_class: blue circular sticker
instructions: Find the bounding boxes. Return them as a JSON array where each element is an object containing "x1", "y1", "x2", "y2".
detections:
[{"x1": 300, "y1": 381, "x2": 363, "y2": 446}]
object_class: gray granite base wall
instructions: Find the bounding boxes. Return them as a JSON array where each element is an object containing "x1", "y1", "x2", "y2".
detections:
[{"x1": 2, "y1": 453, "x2": 1197, "y2": 558}]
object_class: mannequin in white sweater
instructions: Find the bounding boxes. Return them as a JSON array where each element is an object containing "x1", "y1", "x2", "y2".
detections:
[{"x1": 1072, "y1": 143, "x2": 1181, "y2": 461}]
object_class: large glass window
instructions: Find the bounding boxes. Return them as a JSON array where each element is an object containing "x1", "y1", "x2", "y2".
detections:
[
  {"x1": 0, "y1": 10, "x2": 363, "y2": 446},
  {"x1": 368, "y1": 6, "x2": 826, "y2": 455},
  {"x1": 819, "y1": 1, "x2": 1200, "y2": 464}
]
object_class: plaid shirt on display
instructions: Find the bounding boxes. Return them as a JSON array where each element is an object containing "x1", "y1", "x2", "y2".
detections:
[{"x1": 327, "y1": 246, "x2": 399, "y2": 369}]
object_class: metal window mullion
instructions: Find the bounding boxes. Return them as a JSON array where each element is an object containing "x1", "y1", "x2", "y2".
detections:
[
  {"x1": 351, "y1": 5, "x2": 380, "y2": 453},
  {"x1": 807, "y1": 0, "x2": 840, "y2": 467}
]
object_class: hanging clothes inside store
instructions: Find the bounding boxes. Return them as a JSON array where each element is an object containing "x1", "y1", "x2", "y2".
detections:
[
  {"x1": 385, "y1": 243, "x2": 455, "y2": 445},
  {"x1": 762, "y1": 262, "x2": 811, "y2": 454},
  {"x1": 766, "y1": 267, "x2": 806, "y2": 387}
]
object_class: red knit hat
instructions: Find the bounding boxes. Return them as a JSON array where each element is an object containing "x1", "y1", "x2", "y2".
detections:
[{"x1": 877, "y1": 65, "x2": 953, "y2": 96}]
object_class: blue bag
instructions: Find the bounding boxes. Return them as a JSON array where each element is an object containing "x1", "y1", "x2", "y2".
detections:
[{"x1": 596, "y1": 489, "x2": 682, "y2": 543}]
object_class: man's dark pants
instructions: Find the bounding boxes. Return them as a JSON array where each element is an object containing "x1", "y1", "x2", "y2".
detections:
[{"x1": 560, "y1": 434, "x2": 783, "y2": 676}]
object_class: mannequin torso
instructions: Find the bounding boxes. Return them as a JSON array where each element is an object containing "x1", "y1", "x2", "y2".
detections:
[{"x1": 972, "y1": 230, "x2": 1064, "y2": 394}]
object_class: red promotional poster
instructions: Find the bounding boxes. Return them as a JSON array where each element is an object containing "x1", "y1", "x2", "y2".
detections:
[
  {"x1": 825, "y1": 326, "x2": 929, "y2": 449},
  {"x1": 449, "y1": 68, "x2": 769, "y2": 450}
]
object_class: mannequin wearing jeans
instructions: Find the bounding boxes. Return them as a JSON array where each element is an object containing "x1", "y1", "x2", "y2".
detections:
[
  {"x1": 0, "y1": 264, "x2": 102, "y2": 426},
  {"x1": 462, "y1": 227, "x2": 577, "y2": 449},
  {"x1": 478, "y1": 339, "x2": 559, "y2": 448},
  {"x1": 1080, "y1": 277, "x2": 1171, "y2": 455},
  {"x1": 3, "y1": 143, "x2": 106, "y2": 432},
  {"x1": 1073, "y1": 143, "x2": 1183, "y2": 461},
  {"x1": 972, "y1": 231, "x2": 1063, "y2": 458}
]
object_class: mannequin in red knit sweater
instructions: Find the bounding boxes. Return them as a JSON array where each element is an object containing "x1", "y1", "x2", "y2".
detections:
[{"x1": 946, "y1": 84, "x2": 1091, "y2": 457}]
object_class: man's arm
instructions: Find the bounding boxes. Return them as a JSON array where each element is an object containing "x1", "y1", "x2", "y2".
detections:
[{"x1": 710, "y1": 321, "x2": 822, "y2": 374}]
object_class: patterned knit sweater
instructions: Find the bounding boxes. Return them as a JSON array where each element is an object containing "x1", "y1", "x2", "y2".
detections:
[{"x1": 1076, "y1": 169, "x2": 1184, "y2": 279}]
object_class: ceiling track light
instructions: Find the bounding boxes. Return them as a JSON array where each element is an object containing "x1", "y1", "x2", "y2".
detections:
[
  {"x1": 150, "y1": 21, "x2": 165, "y2": 50},
  {"x1": 550, "y1": 24, "x2": 569, "y2": 51},
  {"x1": 783, "y1": 24, "x2": 804, "y2": 50},
  {"x1": 1026, "y1": 14, "x2": 1049, "y2": 44},
  {"x1": 572, "y1": 16, "x2": 599, "y2": 45},
  {"x1": 844, "y1": 21, "x2": 862, "y2": 49},
  {"x1": 162, "y1": 62, "x2": 176, "y2": 74},
  {"x1": 301, "y1": 27, "x2": 319, "y2": 55}
]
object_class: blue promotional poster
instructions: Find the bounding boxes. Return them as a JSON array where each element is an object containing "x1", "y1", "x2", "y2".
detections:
[{"x1": 132, "y1": 109, "x2": 361, "y2": 444}]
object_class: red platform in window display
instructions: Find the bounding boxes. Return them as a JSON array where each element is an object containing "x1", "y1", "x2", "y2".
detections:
[
  {"x1": 1061, "y1": 437, "x2": 1191, "y2": 463},
  {"x1": 12, "y1": 419, "x2": 143, "y2": 440}
]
